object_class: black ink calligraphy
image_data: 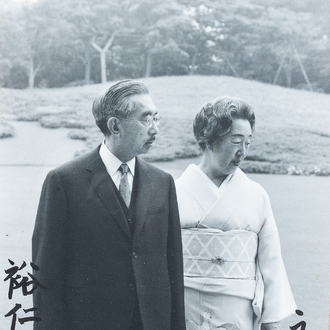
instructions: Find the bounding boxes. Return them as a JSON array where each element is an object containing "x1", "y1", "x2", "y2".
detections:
[
  {"x1": 4, "y1": 259, "x2": 46, "y2": 299},
  {"x1": 5, "y1": 304, "x2": 41, "y2": 330},
  {"x1": 289, "y1": 309, "x2": 306, "y2": 330},
  {"x1": 3, "y1": 259, "x2": 46, "y2": 329}
]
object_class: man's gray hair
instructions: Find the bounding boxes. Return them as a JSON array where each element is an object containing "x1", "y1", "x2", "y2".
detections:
[{"x1": 92, "y1": 79, "x2": 149, "y2": 135}]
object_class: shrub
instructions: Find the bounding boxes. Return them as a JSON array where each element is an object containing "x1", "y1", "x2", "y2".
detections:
[{"x1": 0, "y1": 121, "x2": 15, "y2": 138}]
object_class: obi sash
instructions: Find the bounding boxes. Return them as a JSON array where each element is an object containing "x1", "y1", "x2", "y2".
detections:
[{"x1": 182, "y1": 228, "x2": 257, "y2": 279}]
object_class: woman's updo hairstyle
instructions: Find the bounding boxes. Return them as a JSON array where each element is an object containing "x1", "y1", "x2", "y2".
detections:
[{"x1": 193, "y1": 96, "x2": 255, "y2": 150}]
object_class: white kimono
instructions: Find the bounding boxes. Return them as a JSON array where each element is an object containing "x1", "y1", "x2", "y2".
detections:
[{"x1": 175, "y1": 164, "x2": 296, "y2": 330}]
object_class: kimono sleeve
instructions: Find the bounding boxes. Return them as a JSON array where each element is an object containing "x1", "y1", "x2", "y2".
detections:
[
  {"x1": 257, "y1": 188, "x2": 296, "y2": 324},
  {"x1": 32, "y1": 170, "x2": 69, "y2": 329}
]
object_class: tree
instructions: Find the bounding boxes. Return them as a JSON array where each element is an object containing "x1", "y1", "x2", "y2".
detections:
[
  {"x1": 178, "y1": 0, "x2": 249, "y2": 76},
  {"x1": 59, "y1": 0, "x2": 96, "y2": 85},
  {"x1": 0, "y1": 0, "x2": 328, "y2": 92},
  {"x1": 247, "y1": 0, "x2": 326, "y2": 89},
  {"x1": 127, "y1": 0, "x2": 192, "y2": 77},
  {"x1": 0, "y1": 0, "x2": 76, "y2": 88},
  {"x1": 0, "y1": 2, "x2": 22, "y2": 87},
  {"x1": 0, "y1": 1, "x2": 43, "y2": 88},
  {"x1": 84, "y1": 0, "x2": 126, "y2": 83}
]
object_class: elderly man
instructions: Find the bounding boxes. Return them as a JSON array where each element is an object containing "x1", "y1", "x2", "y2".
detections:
[{"x1": 32, "y1": 80, "x2": 186, "y2": 330}]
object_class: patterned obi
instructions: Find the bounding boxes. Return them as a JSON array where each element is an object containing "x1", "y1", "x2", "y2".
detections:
[{"x1": 182, "y1": 228, "x2": 258, "y2": 279}]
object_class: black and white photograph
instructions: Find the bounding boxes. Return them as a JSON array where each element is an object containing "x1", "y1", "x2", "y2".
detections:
[{"x1": 0, "y1": 0, "x2": 329, "y2": 329}]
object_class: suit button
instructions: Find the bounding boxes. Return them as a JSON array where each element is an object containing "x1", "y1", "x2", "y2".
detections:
[
  {"x1": 128, "y1": 218, "x2": 132, "y2": 224},
  {"x1": 132, "y1": 252, "x2": 137, "y2": 259},
  {"x1": 129, "y1": 284, "x2": 134, "y2": 291}
]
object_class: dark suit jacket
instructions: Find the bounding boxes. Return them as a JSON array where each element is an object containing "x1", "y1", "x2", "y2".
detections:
[{"x1": 32, "y1": 147, "x2": 185, "y2": 330}]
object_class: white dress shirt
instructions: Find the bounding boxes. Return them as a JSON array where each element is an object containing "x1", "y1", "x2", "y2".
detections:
[{"x1": 99, "y1": 141, "x2": 135, "y2": 191}]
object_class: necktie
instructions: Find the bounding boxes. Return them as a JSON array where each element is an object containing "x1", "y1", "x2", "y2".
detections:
[{"x1": 119, "y1": 163, "x2": 131, "y2": 207}]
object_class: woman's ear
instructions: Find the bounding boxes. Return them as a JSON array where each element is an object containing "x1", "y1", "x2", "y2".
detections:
[{"x1": 107, "y1": 117, "x2": 120, "y2": 135}]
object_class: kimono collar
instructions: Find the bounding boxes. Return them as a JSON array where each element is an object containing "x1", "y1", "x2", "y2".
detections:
[{"x1": 179, "y1": 164, "x2": 235, "y2": 213}]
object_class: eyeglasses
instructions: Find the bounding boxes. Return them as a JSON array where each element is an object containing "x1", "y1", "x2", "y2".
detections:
[{"x1": 117, "y1": 115, "x2": 160, "y2": 128}]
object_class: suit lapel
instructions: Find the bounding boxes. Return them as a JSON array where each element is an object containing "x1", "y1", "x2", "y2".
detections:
[
  {"x1": 86, "y1": 148, "x2": 132, "y2": 240},
  {"x1": 133, "y1": 157, "x2": 151, "y2": 238}
]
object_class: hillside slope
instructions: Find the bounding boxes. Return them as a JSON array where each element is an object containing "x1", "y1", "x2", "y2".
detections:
[{"x1": 1, "y1": 75, "x2": 329, "y2": 174}]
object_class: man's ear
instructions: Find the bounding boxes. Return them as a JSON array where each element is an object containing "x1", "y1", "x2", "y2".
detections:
[{"x1": 107, "y1": 117, "x2": 120, "y2": 135}]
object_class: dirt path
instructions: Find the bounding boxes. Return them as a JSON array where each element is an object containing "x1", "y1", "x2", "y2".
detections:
[
  {"x1": 0, "y1": 120, "x2": 86, "y2": 245},
  {"x1": 0, "y1": 120, "x2": 85, "y2": 166}
]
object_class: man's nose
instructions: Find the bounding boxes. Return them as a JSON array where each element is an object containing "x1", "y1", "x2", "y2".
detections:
[{"x1": 149, "y1": 121, "x2": 159, "y2": 135}]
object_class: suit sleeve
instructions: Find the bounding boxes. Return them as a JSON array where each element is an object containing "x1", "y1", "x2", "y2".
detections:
[
  {"x1": 32, "y1": 170, "x2": 69, "y2": 329},
  {"x1": 167, "y1": 175, "x2": 186, "y2": 330}
]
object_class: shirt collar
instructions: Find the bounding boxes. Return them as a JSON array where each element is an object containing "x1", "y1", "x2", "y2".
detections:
[{"x1": 99, "y1": 141, "x2": 136, "y2": 177}]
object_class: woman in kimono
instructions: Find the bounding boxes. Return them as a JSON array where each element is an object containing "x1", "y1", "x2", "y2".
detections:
[{"x1": 175, "y1": 97, "x2": 296, "y2": 330}]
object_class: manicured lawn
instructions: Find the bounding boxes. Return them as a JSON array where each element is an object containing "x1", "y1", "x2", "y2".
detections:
[{"x1": 1, "y1": 75, "x2": 329, "y2": 174}]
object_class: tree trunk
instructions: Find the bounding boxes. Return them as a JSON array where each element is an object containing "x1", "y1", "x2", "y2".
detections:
[
  {"x1": 85, "y1": 46, "x2": 90, "y2": 85},
  {"x1": 189, "y1": 53, "x2": 197, "y2": 75},
  {"x1": 100, "y1": 50, "x2": 107, "y2": 84},
  {"x1": 29, "y1": 56, "x2": 35, "y2": 89},
  {"x1": 293, "y1": 44, "x2": 313, "y2": 91},
  {"x1": 286, "y1": 53, "x2": 292, "y2": 88},
  {"x1": 91, "y1": 32, "x2": 118, "y2": 84},
  {"x1": 145, "y1": 51, "x2": 152, "y2": 77},
  {"x1": 223, "y1": 53, "x2": 239, "y2": 77},
  {"x1": 273, "y1": 44, "x2": 291, "y2": 85}
]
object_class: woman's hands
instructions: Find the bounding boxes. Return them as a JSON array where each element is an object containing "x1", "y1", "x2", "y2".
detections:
[{"x1": 261, "y1": 322, "x2": 282, "y2": 330}]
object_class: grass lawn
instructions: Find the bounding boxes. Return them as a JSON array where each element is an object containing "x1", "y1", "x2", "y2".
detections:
[{"x1": 0, "y1": 75, "x2": 329, "y2": 174}]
